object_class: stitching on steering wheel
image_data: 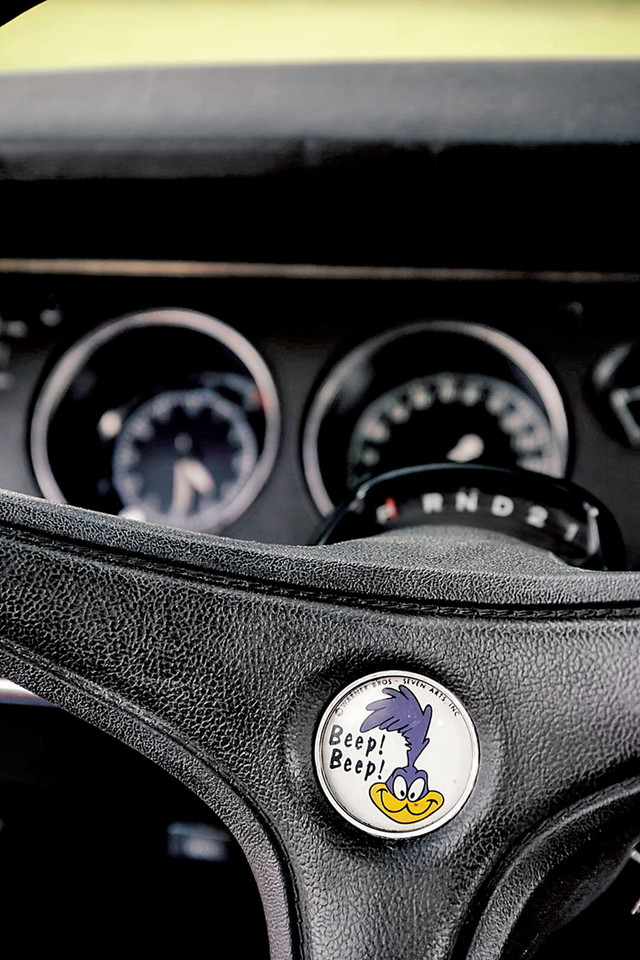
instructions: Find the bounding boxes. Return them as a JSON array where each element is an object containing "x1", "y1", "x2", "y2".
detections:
[{"x1": 4, "y1": 521, "x2": 640, "y2": 619}]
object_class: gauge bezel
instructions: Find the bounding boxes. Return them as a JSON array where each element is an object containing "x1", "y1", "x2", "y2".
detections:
[
  {"x1": 302, "y1": 321, "x2": 570, "y2": 516},
  {"x1": 30, "y1": 308, "x2": 281, "y2": 532}
]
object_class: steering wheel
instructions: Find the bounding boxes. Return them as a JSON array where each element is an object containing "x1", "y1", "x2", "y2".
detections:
[{"x1": 0, "y1": 489, "x2": 638, "y2": 958}]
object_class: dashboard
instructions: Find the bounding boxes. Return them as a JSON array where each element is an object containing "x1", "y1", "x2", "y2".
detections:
[
  {"x1": 1, "y1": 59, "x2": 640, "y2": 957},
  {"x1": 1, "y1": 259, "x2": 640, "y2": 567}
]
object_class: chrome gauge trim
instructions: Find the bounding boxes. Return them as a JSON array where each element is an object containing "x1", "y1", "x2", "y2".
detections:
[
  {"x1": 30, "y1": 308, "x2": 281, "y2": 532},
  {"x1": 0, "y1": 678, "x2": 51, "y2": 706},
  {"x1": 303, "y1": 321, "x2": 570, "y2": 516}
]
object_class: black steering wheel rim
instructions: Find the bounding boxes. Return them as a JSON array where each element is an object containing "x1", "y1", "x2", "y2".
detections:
[{"x1": 0, "y1": 490, "x2": 638, "y2": 959}]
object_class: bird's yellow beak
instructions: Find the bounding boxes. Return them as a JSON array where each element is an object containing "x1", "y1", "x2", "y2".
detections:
[{"x1": 369, "y1": 783, "x2": 444, "y2": 823}]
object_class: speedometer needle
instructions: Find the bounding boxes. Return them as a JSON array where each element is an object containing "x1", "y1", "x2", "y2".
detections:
[
  {"x1": 171, "y1": 457, "x2": 216, "y2": 516},
  {"x1": 446, "y1": 433, "x2": 485, "y2": 463}
]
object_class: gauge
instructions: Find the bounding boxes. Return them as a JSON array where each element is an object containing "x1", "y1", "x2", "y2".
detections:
[
  {"x1": 346, "y1": 372, "x2": 560, "y2": 489},
  {"x1": 113, "y1": 387, "x2": 259, "y2": 529},
  {"x1": 31, "y1": 309, "x2": 280, "y2": 532},
  {"x1": 592, "y1": 342, "x2": 640, "y2": 448},
  {"x1": 304, "y1": 321, "x2": 569, "y2": 514}
]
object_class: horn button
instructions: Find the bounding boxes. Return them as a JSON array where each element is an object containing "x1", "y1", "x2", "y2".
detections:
[{"x1": 315, "y1": 671, "x2": 479, "y2": 838}]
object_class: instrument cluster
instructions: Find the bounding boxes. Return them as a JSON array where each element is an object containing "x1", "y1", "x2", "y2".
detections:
[
  {"x1": 30, "y1": 311, "x2": 576, "y2": 540},
  {"x1": 0, "y1": 267, "x2": 635, "y2": 568}
]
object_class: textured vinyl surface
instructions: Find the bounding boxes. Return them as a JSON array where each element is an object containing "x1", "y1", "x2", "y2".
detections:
[{"x1": 0, "y1": 490, "x2": 638, "y2": 959}]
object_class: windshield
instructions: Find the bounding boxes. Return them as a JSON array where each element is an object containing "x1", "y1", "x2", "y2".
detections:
[{"x1": 2, "y1": 0, "x2": 640, "y2": 73}]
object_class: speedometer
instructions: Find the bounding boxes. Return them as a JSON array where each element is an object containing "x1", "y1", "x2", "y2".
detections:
[
  {"x1": 346, "y1": 372, "x2": 562, "y2": 490},
  {"x1": 303, "y1": 321, "x2": 569, "y2": 514}
]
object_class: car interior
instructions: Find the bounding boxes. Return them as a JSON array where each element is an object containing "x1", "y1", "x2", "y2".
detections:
[{"x1": 0, "y1": 3, "x2": 639, "y2": 957}]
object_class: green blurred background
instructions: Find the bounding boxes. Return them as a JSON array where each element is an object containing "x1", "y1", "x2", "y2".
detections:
[{"x1": 2, "y1": 0, "x2": 640, "y2": 72}]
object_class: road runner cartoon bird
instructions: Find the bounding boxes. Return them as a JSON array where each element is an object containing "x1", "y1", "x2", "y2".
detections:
[{"x1": 360, "y1": 685, "x2": 445, "y2": 823}]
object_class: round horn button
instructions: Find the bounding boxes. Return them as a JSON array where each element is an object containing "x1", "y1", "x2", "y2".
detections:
[{"x1": 315, "y1": 671, "x2": 479, "y2": 838}]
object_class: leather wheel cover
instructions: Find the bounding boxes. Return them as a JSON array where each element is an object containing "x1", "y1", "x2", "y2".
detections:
[{"x1": 0, "y1": 489, "x2": 638, "y2": 958}]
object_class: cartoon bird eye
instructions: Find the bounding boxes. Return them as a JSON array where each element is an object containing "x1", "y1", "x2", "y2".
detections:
[
  {"x1": 392, "y1": 775, "x2": 408, "y2": 800},
  {"x1": 408, "y1": 777, "x2": 426, "y2": 802}
]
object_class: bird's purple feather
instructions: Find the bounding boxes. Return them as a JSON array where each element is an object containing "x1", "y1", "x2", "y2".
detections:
[{"x1": 360, "y1": 685, "x2": 433, "y2": 766}]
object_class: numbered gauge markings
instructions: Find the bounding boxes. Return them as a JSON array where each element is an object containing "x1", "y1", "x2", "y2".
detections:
[
  {"x1": 304, "y1": 321, "x2": 569, "y2": 514},
  {"x1": 347, "y1": 372, "x2": 561, "y2": 489}
]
